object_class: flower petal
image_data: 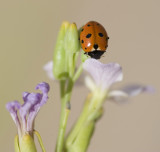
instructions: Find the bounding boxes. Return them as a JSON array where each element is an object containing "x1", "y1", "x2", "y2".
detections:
[
  {"x1": 121, "y1": 84, "x2": 155, "y2": 96},
  {"x1": 22, "y1": 92, "x2": 30, "y2": 102},
  {"x1": 35, "y1": 82, "x2": 50, "y2": 96},
  {"x1": 84, "y1": 76, "x2": 96, "y2": 92},
  {"x1": 43, "y1": 61, "x2": 55, "y2": 80},
  {"x1": 109, "y1": 84, "x2": 154, "y2": 103},
  {"x1": 6, "y1": 101, "x2": 21, "y2": 132},
  {"x1": 21, "y1": 93, "x2": 42, "y2": 116},
  {"x1": 6, "y1": 82, "x2": 50, "y2": 138},
  {"x1": 27, "y1": 82, "x2": 50, "y2": 132},
  {"x1": 83, "y1": 59, "x2": 123, "y2": 90},
  {"x1": 19, "y1": 93, "x2": 42, "y2": 132},
  {"x1": 109, "y1": 90, "x2": 129, "y2": 104},
  {"x1": 35, "y1": 82, "x2": 50, "y2": 107}
]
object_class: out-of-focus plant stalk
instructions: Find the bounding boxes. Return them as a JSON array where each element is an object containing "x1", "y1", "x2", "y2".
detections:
[
  {"x1": 54, "y1": 22, "x2": 81, "y2": 152},
  {"x1": 65, "y1": 92, "x2": 104, "y2": 152}
]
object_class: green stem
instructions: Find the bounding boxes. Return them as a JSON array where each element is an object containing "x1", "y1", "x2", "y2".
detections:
[
  {"x1": 34, "y1": 130, "x2": 46, "y2": 152},
  {"x1": 73, "y1": 63, "x2": 83, "y2": 82},
  {"x1": 56, "y1": 103, "x2": 70, "y2": 152},
  {"x1": 60, "y1": 80, "x2": 65, "y2": 99},
  {"x1": 56, "y1": 79, "x2": 73, "y2": 152}
]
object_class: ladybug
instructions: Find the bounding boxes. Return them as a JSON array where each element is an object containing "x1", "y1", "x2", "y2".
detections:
[{"x1": 80, "y1": 21, "x2": 109, "y2": 59}]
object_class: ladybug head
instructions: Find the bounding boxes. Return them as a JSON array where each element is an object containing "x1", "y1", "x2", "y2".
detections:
[{"x1": 87, "y1": 50, "x2": 105, "y2": 59}]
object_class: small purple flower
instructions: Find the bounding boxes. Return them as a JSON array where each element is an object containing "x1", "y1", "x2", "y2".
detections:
[
  {"x1": 6, "y1": 82, "x2": 50, "y2": 140},
  {"x1": 83, "y1": 59, "x2": 154, "y2": 102}
]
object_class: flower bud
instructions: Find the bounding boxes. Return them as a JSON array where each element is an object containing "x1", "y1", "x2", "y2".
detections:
[
  {"x1": 14, "y1": 135, "x2": 20, "y2": 152},
  {"x1": 19, "y1": 134, "x2": 37, "y2": 152},
  {"x1": 53, "y1": 21, "x2": 70, "y2": 80},
  {"x1": 64, "y1": 23, "x2": 80, "y2": 53}
]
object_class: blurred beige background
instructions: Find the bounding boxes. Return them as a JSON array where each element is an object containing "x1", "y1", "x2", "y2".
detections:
[{"x1": 0, "y1": 0, "x2": 160, "y2": 151}]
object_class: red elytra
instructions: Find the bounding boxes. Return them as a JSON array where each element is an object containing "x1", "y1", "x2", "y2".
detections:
[{"x1": 80, "y1": 21, "x2": 109, "y2": 59}]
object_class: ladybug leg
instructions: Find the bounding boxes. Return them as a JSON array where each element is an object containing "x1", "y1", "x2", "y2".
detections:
[{"x1": 84, "y1": 52, "x2": 90, "y2": 57}]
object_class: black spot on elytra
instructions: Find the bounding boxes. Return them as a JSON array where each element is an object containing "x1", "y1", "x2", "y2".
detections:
[
  {"x1": 97, "y1": 23, "x2": 100, "y2": 25},
  {"x1": 87, "y1": 24, "x2": 91, "y2": 27},
  {"x1": 81, "y1": 40, "x2": 84, "y2": 43},
  {"x1": 86, "y1": 33, "x2": 92, "y2": 38},
  {"x1": 81, "y1": 28, "x2": 84, "y2": 32},
  {"x1": 85, "y1": 47, "x2": 87, "y2": 50},
  {"x1": 98, "y1": 33, "x2": 104, "y2": 37}
]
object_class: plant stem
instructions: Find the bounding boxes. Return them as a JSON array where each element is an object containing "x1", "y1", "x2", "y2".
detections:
[
  {"x1": 34, "y1": 130, "x2": 46, "y2": 152},
  {"x1": 56, "y1": 103, "x2": 70, "y2": 152},
  {"x1": 73, "y1": 63, "x2": 83, "y2": 82},
  {"x1": 55, "y1": 79, "x2": 73, "y2": 152}
]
